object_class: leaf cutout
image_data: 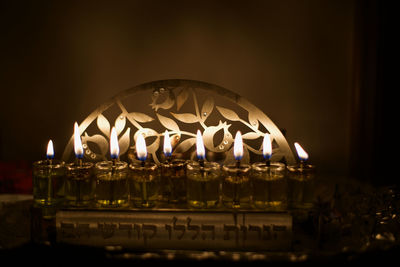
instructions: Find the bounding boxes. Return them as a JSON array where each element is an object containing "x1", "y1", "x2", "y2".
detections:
[
  {"x1": 115, "y1": 114, "x2": 126, "y2": 135},
  {"x1": 176, "y1": 88, "x2": 189, "y2": 111},
  {"x1": 216, "y1": 106, "x2": 241, "y2": 121},
  {"x1": 129, "y1": 112, "x2": 154, "y2": 123},
  {"x1": 82, "y1": 133, "x2": 109, "y2": 156},
  {"x1": 97, "y1": 114, "x2": 111, "y2": 137},
  {"x1": 242, "y1": 132, "x2": 260, "y2": 140},
  {"x1": 201, "y1": 97, "x2": 214, "y2": 120},
  {"x1": 248, "y1": 112, "x2": 259, "y2": 130},
  {"x1": 118, "y1": 127, "x2": 130, "y2": 156},
  {"x1": 174, "y1": 138, "x2": 196, "y2": 154},
  {"x1": 156, "y1": 113, "x2": 180, "y2": 132},
  {"x1": 170, "y1": 112, "x2": 199, "y2": 123}
]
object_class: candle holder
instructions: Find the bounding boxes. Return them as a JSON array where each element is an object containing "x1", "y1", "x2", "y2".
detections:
[
  {"x1": 160, "y1": 159, "x2": 187, "y2": 204},
  {"x1": 95, "y1": 160, "x2": 128, "y2": 207},
  {"x1": 287, "y1": 163, "x2": 315, "y2": 209},
  {"x1": 64, "y1": 162, "x2": 95, "y2": 207},
  {"x1": 129, "y1": 162, "x2": 160, "y2": 208},
  {"x1": 251, "y1": 162, "x2": 287, "y2": 210},
  {"x1": 221, "y1": 163, "x2": 251, "y2": 208},
  {"x1": 186, "y1": 160, "x2": 221, "y2": 208},
  {"x1": 32, "y1": 159, "x2": 65, "y2": 207}
]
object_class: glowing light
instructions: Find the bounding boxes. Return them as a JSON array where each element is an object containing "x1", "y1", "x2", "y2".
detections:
[
  {"x1": 110, "y1": 127, "x2": 119, "y2": 159},
  {"x1": 233, "y1": 131, "x2": 243, "y2": 161},
  {"x1": 46, "y1": 140, "x2": 54, "y2": 159},
  {"x1": 74, "y1": 122, "x2": 84, "y2": 159},
  {"x1": 263, "y1": 133, "x2": 272, "y2": 160},
  {"x1": 163, "y1": 130, "x2": 172, "y2": 157},
  {"x1": 196, "y1": 130, "x2": 206, "y2": 160},
  {"x1": 136, "y1": 133, "x2": 147, "y2": 161},
  {"x1": 294, "y1": 142, "x2": 309, "y2": 161}
]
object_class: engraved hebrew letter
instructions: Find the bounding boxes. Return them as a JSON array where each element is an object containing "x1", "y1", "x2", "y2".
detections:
[
  {"x1": 187, "y1": 217, "x2": 200, "y2": 240},
  {"x1": 133, "y1": 224, "x2": 141, "y2": 239},
  {"x1": 119, "y1": 223, "x2": 133, "y2": 239},
  {"x1": 262, "y1": 225, "x2": 272, "y2": 240},
  {"x1": 143, "y1": 224, "x2": 157, "y2": 240},
  {"x1": 201, "y1": 224, "x2": 215, "y2": 240},
  {"x1": 76, "y1": 223, "x2": 90, "y2": 238},
  {"x1": 165, "y1": 223, "x2": 172, "y2": 240},
  {"x1": 172, "y1": 216, "x2": 185, "y2": 240},
  {"x1": 240, "y1": 225, "x2": 248, "y2": 241},
  {"x1": 272, "y1": 225, "x2": 287, "y2": 240},
  {"x1": 98, "y1": 223, "x2": 117, "y2": 239},
  {"x1": 223, "y1": 224, "x2": 239, "y2": 244},
  {"x1": 248, "y1": 225, "x2": 262, "y2": 240},
  {"x1": 60, "y1": 222, "x2": 76, "y2": 239}
]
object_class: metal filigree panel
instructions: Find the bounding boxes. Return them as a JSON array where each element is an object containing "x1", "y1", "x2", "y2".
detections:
[{"x1": 61, "y1": 79, "x2": 295, "y2": 165}]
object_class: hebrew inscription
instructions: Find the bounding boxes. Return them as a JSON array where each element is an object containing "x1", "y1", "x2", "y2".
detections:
[{"x1": 56, "y1": 210, "x2": 292, "y2": 251}]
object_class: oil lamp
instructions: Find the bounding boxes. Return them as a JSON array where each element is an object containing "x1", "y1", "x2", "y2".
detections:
[
  {"x1": 129, "y1": 133, "x2": 160, "y2": 208},
  {"x1": 64, "y1": 122, "x2": 95, "y2": 207},
  {"x1": 160, "y1": 130, "x2": 187, "y2": 204},
  {"x1": 287, "y1": 142, "x2": 315, "y2": 209},
  {"x1": 186, "y1": 130, "x2": 221, "y2": 208},
  {"x1": 32, "y1": 139, "x2": 65, "y2": 209},
  {"x1": 251, "y1": 133, "x2": 287, "y2": 210},
  {"x1": 222, "y1": 131, "x2": 251, "y2": 208},
  {"x1": 94, "y1": 127, "x2": 129, "y2": 207}
]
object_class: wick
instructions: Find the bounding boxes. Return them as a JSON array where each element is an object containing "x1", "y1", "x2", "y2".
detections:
[
  {"x1": 78, "y1": 158, "x2": 83, "y2": 167},
  {"x1": 300, "y1": 160, "x2": 305, "y2": 170},
  {"x1": 233, "y1": 160, "x2": 241, "y2": 208},
  {"x1": 110, "y1": 158, "x2": 118, "y2": 205},
  {"x1": 199, "y1": 159, "x2": 205, "y2": 168},
  {"x1": 111, "y1": 158, "x2": 117, "y2": 174},
  {"x1": 265, "y1": 159, "x2": 271, "y2": 167},
  {"x1": 236, "y1": 160, "x2": 241, "y2": 168},
  {"x1": 199, "y1": 158, "x2": 206, "y2": 207},
  {"x1": 141, "y1": 160, "x2": 145, "y2": 168},
  {"x1": 166, "y1": 155, "x2": 171, "y2": 165}
]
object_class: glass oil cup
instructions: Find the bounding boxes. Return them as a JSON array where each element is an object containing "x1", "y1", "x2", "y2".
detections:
[
  {"x1": 160, "y1": 159, "x2": 187, "y2": 204},
  {"x1": 32, "y1": 160, "x2": 65, "y2": 207},
  {"x1": 251, "y1": 162, "x2": 287, "y2": 210},
  {"x1": 129, "y1": 162, "x2": 160, "y2": 208},
  {"x1": 221, "y1": 164, "x2": 251, "y2": 209},
  {"x1": 64, "y1": 162, "x2": 95, "y2": 207},
  {"x1": 186, "y1": 161, "x2": 221, "y2": 209},
  {"x1": 287, "y1": 163, "x2": 316, "y2": 209},
  {"x1": 95, "y1": 161, "x2": 129, "y2": 208}
]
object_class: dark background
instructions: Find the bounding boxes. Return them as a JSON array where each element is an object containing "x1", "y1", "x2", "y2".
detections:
[{"x1": 0, "y1": 0, "x2": 392, "y2": 185}]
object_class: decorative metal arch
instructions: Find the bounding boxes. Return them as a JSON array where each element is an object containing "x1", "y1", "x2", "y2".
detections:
[{"x1": 62, "y1": 79, "x2": 295, "y2": 165}]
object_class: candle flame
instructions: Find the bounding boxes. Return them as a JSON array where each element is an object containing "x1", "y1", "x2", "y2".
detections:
[
  {"x1": 110, "y1": 127, "x2": 119, "y2": 159},
  {"x1": 233, "y1": 131, "x2": 243, "y2": 161},
  {"x1": 46, "y1": 139, "x2": 54, "y2": 159},
  {"x1": 74, "y1": 122, "x2": 84, "y2": 159},
  {"x1": 196, "y1": 130, "x2": 206, "y2": 160},
  {"x1": 136, "y1": 133, "x2": 147, "y2": 161},
  {"x1": 294, "y1": 142, "x2": 309, "y2": 161},
  {"x1": 263, "y1": 133, "x2": 272, "y2": 160},
  {"x1": 163, "y1": 130, "x2": 172, "y2": 157}
]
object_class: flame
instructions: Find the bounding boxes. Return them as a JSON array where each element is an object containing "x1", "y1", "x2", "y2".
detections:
[
  {"x1": 233, "y1": 131, "x2": 243, "y2": 161},
  {"x1": 74, "y1": 122, "x2": 84, "y2": 159},
  {"x1": 110, "y1": 127, "x2": 119, "y2": 159},
  {"x1": 136, "y1": 133, "x2": 147, "y2": 161},
  {"x1": 294, "y1": 142, "x2": 309, "y2": 161},
  {"x1": 163, "y1": 130, "x2": 172, "y2": 157},
  {"x1": 47, "y1": 139, "x2": 54, "y2": 159},
  {"x1": 196, "y1": 130, "x2": 206, "y2": 160},
  {"x1": 263, "y1": 133, "x2": 272, "y2": 160}
]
